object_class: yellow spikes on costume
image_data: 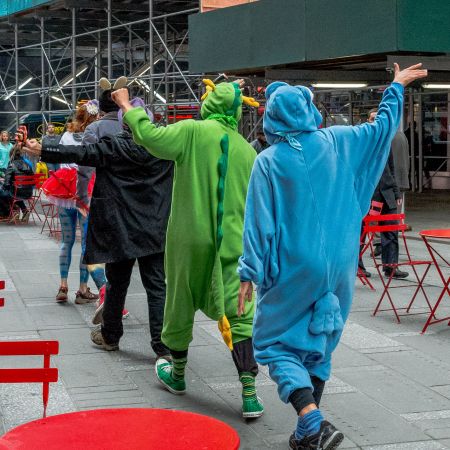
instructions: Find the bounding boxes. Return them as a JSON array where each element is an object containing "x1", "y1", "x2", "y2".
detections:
[
  {"x1": 201, "y1": 79, "x2": 217, "y2": 101},
  {"x1": 203, "y1": 79, "x2": 216, "y2": 90},
  {"x1": 243, "y1": 96, "x2": 260, "y2": 108},
  {"x1": 218, "y1": 316, "x2": 233, "y2": 351},
  {"x1": 201, "y1": 86, "x2": 213, "y2": 101}
]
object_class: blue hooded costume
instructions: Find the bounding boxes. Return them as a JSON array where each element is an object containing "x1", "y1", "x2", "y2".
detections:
[{"x1": 238, "y1": 81, "x2": 404, "y2": 403}]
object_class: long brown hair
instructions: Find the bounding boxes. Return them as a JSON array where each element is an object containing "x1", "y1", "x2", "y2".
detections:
[{"x1": 66, "y1": 105, "x2": 97, "y2": 133}]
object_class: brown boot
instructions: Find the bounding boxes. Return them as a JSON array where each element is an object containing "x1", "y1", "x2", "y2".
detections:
[{"x1": 75, "y1": 287, "x2": 99, "y2": 304}]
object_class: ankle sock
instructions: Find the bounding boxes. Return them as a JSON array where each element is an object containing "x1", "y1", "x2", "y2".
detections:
[
  {"x1": 171, "y1": 355, "x2": 187, "y2": 381},
  {"x1": 239, "y1": 372, "x2": 257, "y2": 400},
  {"x1": 295, "y1": 409, "x2": 323, "y2": 440}
]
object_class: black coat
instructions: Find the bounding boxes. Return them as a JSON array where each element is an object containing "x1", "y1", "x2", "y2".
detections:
[
  {"x1": 372, "y1": 149, "x2": 400, "y2": 210},
  {"x1": 3, "y1": 157, "x2": 34, "y2": 198},
  {"x1": 41, "y1": 131, "x2": 173, "y2": 264}
]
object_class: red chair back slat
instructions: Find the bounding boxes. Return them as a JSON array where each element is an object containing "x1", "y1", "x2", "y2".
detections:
[
  {"x1": 364, "y1": 213, "x2": 405, "y2": 223},
  {"x1": 365, "y1": 224, "x2": 408, "y2": 233},
  {"x1": 0, "y1": 340, "x2": 59, "y2": 417},
  {"x1": 13, "y1": 175, "x2": 38, "y2": 187},
  {"x1": 34, "y1": 174, "x2": 47, "y2": 189},
  {"x1": 363, "y1": 214, "x2": 407, "y2": 234},
  {"x1": 0, "y1": 280, "x2": 4, "y2": 307},
  {"x1": 0, "y1": 368, "x2": 58, "y2": 383},
  {"x1": 0, "y1": 341, "x2": 59, "y2": 356},
  {"x1": 369, "y1": 200, "x2": 383, "y2": 216}
]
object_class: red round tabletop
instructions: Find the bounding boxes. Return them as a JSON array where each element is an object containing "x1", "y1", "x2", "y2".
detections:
[
  {"x1": 420, "y1": 229, "x2": 450, "y2": 239},
  {"x1": 0, "y1": 408, "x2": 240, "y2": 450}
]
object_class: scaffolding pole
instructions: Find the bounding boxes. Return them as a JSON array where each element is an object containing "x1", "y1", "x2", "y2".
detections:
[{"x1": 0, "y1": 3, "x2": 203, "y2": 132}]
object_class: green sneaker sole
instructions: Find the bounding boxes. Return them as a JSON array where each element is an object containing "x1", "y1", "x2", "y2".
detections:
[{"x1": 242, "y1": 396, "x2": 264, "y2": 419}]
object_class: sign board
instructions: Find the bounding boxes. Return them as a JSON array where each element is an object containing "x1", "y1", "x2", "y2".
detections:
[{"x1": 201, "y1": 0, "x2": 258, "y2": 13}]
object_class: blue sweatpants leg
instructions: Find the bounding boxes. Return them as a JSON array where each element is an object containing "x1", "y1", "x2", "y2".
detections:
[{"x1": 267, "y1": 354, "x2": 313, "y2": 404}]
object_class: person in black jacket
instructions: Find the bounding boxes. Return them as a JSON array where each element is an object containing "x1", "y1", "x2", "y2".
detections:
[
  {"x1": 25, "y1": 113, "x2": 174, "y2": 358},
  {"x1": 0, "y1": 129, "x2": 33, "y2": 221},
  {"x1": 368, "y1": 109, "x2": 408, "y2": 279}
]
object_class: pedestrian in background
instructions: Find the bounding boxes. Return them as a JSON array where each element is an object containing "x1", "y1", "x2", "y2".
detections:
[
  {"x1": 250, "y1": 130, "x2": 269, "y2": 153},
  {"x1": 368, "y1": 109, "x2": 409, "y2": 279},
  {"x1": 41, "y1": 123, "x2": 61, "y2": 172},
  {"x1": 0, "y1": 131, "x2": 12, "y2": 177}
]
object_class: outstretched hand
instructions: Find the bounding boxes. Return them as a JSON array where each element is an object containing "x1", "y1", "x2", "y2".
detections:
[
  {"x1": 237, "y1": 281, "x2": 254, "y2": 317},
  {"x1": 111, "y1": 88, "x2": 133, "y2": 113},
  {"x1": 234, "y1": 79, "x2": 245, "y2": 89},
  {"x1": 393, "y1": 63, "x2": 428, "y2": 87},
  {"x1": 23, "y1": 139, "x2": 42, "y2": 157}
]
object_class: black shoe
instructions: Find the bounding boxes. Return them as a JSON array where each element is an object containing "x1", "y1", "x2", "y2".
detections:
[
  {"x1": 289, "y1": 421, "x2": 344, "y2": 449},
  {"x1": 384, "y1": 268, "x2": 409, "y2": 279},
  {"x1": 360, "y1": 269, "x2": 371, "y2": 278},
  {"x1": 373, "y1": 245, "x2": 382, "y2": 257},
  {"x1": 152, "y1": 342, "x2": 170, "y2": 359}
]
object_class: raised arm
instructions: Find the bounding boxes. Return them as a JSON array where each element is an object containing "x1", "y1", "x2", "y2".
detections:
[
  {"x1": 329, "y1": 63, "x2": 427, "y2": 211},
  {"x1": 25, "y1": 137, "x2": 116, "y2": 168},
  {"x1": 113, "y1": 88, "x2": 192, "y2": 162}
]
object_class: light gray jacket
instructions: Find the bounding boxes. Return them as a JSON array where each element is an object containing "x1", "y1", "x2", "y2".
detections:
[{"x1": 77, "y1": 112, "x2": 122, "y2": 207}]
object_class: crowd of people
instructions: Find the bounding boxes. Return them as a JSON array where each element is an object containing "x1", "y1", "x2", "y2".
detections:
[{"x1": 5, "y1": 62, "x2": 426, "y2": 450}]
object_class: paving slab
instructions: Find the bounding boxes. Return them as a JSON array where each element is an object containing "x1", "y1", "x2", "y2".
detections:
[{"x1": 1, "y1": 208, "x2": 450, "y2": 448}]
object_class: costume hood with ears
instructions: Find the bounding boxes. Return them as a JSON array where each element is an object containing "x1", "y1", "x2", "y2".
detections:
[
  {"x1": 200, "y1": 78, "x2": 259, "y2": 129},
  {"x1": 263, "y1": 81, "x2": 322, "y2": 147},
  {"x1": 98, "y1": 76, "x2": 128, "y2": 113}
]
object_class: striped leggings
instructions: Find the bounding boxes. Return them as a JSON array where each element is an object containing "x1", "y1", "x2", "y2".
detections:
[{"x1": 58, "y1": 207, "x2": 106, "y2": 288}]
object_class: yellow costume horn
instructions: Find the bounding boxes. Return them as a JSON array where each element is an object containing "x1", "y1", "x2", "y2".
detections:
[
  {"x1": 201, "y1": 79, "x2": 217, "y2": 101},
  {"x1": 218, "y1": 315, "x2": 233, "y2": 351},
  {"x1": 243, "y1": 96, "x2": 260, "y2": 108}
]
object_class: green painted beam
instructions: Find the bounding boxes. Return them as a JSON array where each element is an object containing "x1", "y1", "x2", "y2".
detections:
[
  {"x1": 189, "y1": 0, "x2": 450, "y2": 73},
  {"x1": 189, "y1": 0, "x2": 306, "y2": 73},
  {"x1": 397, "y1": 0, "x2": 450, "y2": 53},
  {"x1": 305, "y1": 0, "x2": 397, "y2": 61}
]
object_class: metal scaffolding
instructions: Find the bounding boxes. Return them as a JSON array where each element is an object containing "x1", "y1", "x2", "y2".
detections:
[{"x1": 0, "y1": 0, "x2": 202, "y2": 132}]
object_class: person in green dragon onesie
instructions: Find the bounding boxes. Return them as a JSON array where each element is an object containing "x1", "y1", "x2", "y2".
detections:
[{"x1": 112, "y1": 78, "x2": 264, "y2": 419}]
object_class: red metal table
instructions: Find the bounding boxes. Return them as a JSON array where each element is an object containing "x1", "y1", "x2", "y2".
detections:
[
  {"x1": 0, "y1": 408, "x2": 240, "y2": 450},
  {"x1": 419, "y1": 229, "x2": 450, "y2": 333}
]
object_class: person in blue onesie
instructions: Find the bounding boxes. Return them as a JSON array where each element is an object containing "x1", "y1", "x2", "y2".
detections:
[{"x1": 237, "y1": 64, "x2": 427, "y2": 450}]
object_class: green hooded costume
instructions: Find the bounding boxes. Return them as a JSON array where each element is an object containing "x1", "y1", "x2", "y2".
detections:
[{"x1": 123, "y1": 81, "x2": 256, "y2": 351}]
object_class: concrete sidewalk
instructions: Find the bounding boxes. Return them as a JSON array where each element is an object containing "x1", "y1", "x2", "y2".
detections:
[{"x1": 1, "y1": 209, "x2": 450, "y2": 449}]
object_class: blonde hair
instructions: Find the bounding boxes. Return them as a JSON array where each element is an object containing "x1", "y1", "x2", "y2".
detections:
[{"x1": 67, "y1": 105, "x2": 97, "y2": 133}]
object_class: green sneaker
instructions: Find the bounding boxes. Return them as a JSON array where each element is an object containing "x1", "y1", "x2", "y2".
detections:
[
  {"x1": 155, "y1": 357, "x2": 186, "y2": 395},
  {"x1": 242, "y1": 396, "x2": 264, "y2": 419}
]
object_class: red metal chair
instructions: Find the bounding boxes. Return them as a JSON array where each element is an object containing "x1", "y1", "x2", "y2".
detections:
[
  {"x1": 0, "y1": 280, "x2": 4, "y2": 307},
  {"x1": 363, "y1": 213, "x2": 433, "y2": 323},
  {"x1": 40, "y1": 203, "x2": 60, "y2": 237},
  {"x1": 0, "y1": 341, "x2": 59, "y2": 418},
  {"x1": 358, "y1": 200, "x2": 384, "y2": 290},
  {"x1": 28, "y1": 173, "x2": 47, "y2": 223}
]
